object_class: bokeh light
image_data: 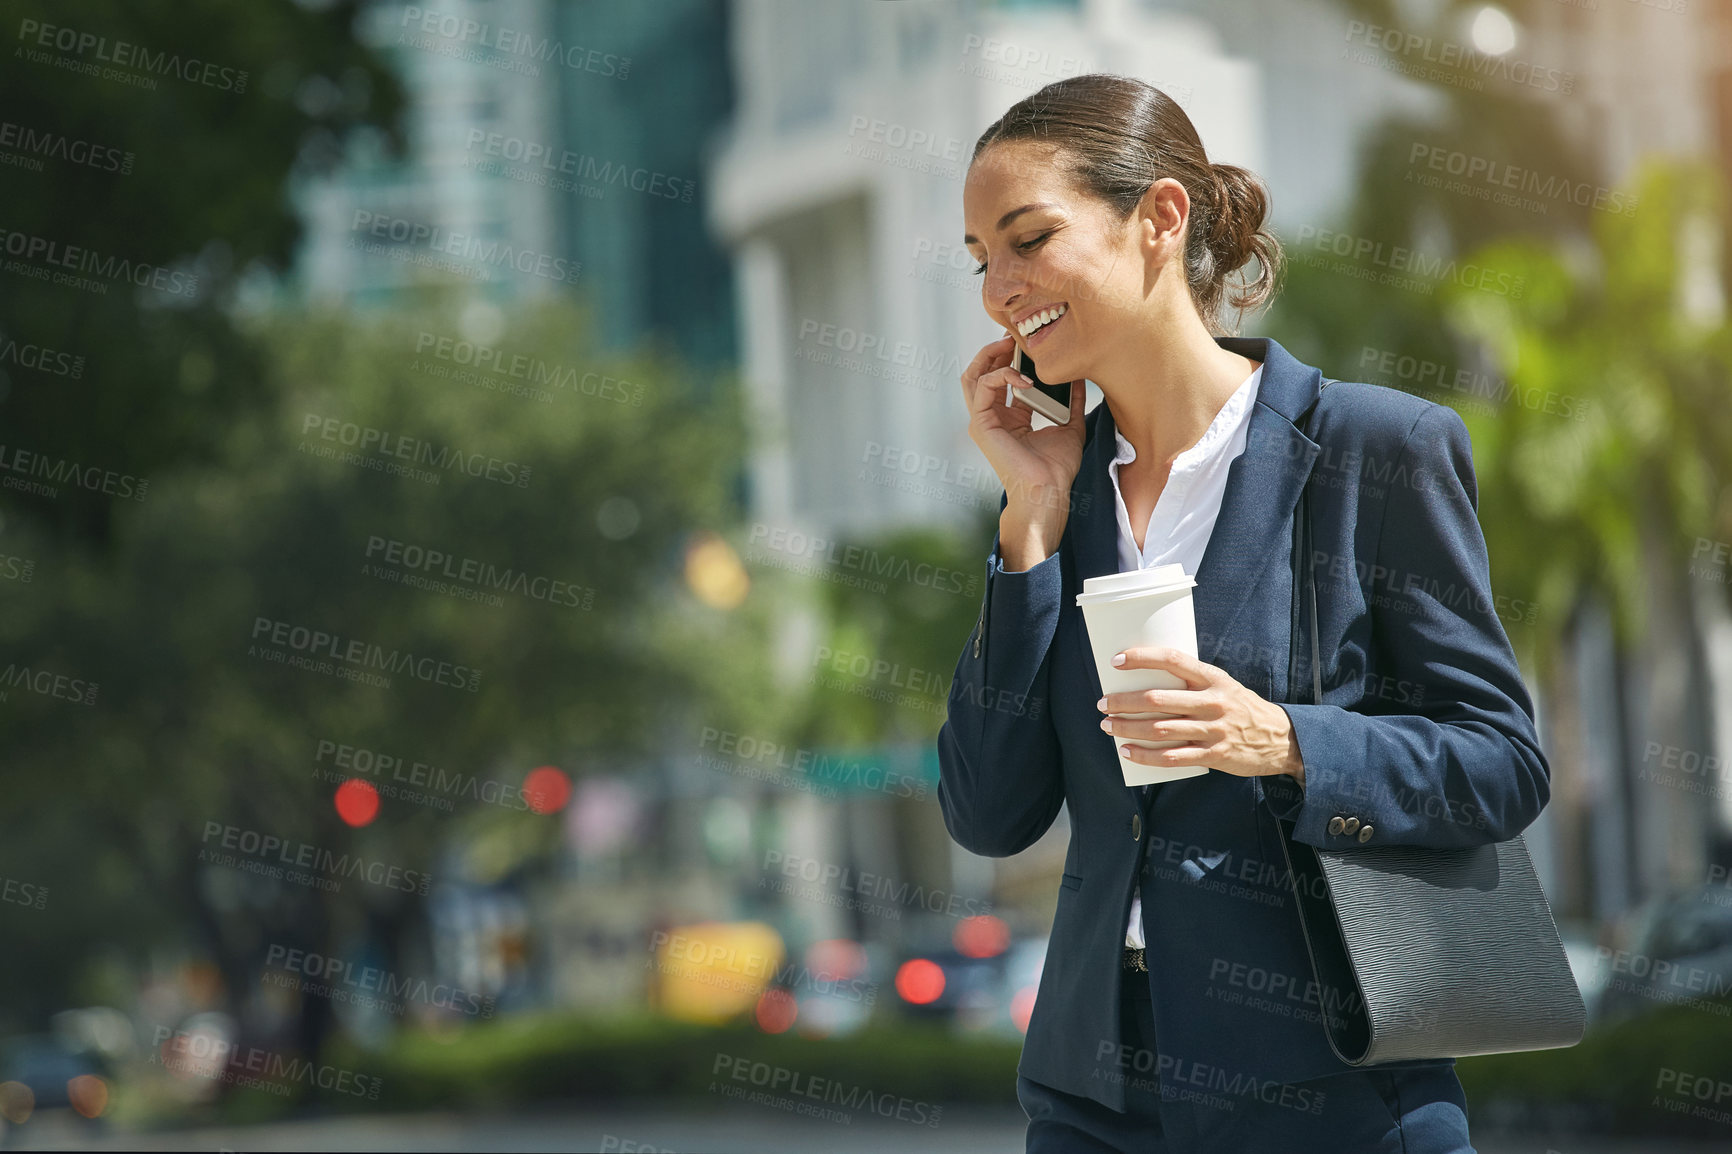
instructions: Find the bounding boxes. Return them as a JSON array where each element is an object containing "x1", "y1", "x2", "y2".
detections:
[
  {"x1": 953, "y1": 914, "x2": 1010, "y2": 959},
  {"x1": 333, "y1": 778, "x2": 379, "y2": 827},
  {"x1": 684, "y1": 531, "x2": 749, "y2": 609},
  {"x1": 0, "y1": 1081, "x2": 33, "y2": 1125},
  {"x1": 523, "y1": 765, "x2": 573, "y2": 814},
  {"x1": 66, "y1": 1074, "x2": 107, "y2": 1119},
  {"x1": 895, "y1": 958, "x2": 945, "y2": 1004},
  {"x1": 1469, "y1": 5, "x2": 1517, "y2": 56},
  {"x1": 805, "y1": 938, "x2": 867, "y2": 982},
  {"x1": 754, "y1": 987, "x2": 798, "y2": 1033}
]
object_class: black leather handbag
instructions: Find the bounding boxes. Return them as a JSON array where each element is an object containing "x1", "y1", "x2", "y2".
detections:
[{"x1": 1268, "y1": 378, "x2": 1587, "y2": 1065}]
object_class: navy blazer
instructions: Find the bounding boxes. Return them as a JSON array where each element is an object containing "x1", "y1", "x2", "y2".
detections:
[{"x1": 935, "y1": 335, "x2": 1550, "y2": 1110}]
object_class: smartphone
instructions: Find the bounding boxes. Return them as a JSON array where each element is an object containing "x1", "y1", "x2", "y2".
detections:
[{"x1": 1012, "y1": 344, "x2": 1072, "y2": 425}]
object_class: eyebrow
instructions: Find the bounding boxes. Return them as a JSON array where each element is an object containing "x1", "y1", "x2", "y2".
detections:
[{"x1": 963, "y1": 202, "x2": 1058, "y2": 246}]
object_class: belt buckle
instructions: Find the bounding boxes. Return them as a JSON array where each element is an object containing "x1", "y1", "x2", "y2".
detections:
[{"x1": 1122, "y1": 946, "x2": 1147, "y2": 972}]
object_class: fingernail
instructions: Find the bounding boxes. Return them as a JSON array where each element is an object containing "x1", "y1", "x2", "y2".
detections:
[
  {"x1": 1100, "y1": 718, "x2": 1112, "y2": 733},
  {"x1": 1096, "y1": 697, "x2": 1107, "y2": 711},
  {"x1": 1018, "y1": 373, "x2": 1032, "y2": 384},
  {"x1": 1120, "y1": 745, "x2": 1134, "y2": 757},
  {"x1": 1111, "y1": 652, "x2": 1126, "y2": 666}
]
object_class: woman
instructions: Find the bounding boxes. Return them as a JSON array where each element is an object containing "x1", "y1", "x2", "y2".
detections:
[{"x1": 938, "y1": 74, "x2": 1548, "y2": 1153}]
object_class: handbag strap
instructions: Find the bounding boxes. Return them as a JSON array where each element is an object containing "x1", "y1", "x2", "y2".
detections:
[
  {"x1": 1302, "y1": 478, "x2": 1321, "y2": 707},
  {"x1": 1297, "y1": 377, "x2": 1335, "y2": 706},
  {"x1": 1279, "y1": 375, "x2": 1376, "y2": 1059}
]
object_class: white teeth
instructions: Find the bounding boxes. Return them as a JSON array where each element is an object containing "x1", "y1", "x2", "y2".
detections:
[{"x1": 1018, "y1": 303, "x2": 1067, "y2": 336}]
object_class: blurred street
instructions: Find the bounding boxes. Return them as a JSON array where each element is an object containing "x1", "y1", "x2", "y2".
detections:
[
  {"x1": 7, "y1": 0, "x2": 1732, "y2": 1149},
  {"x1": 8, "y1": 1105, "x2": 1731, "y2": 1154}
]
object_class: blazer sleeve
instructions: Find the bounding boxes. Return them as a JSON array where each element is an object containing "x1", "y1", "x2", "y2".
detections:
[
  {"x1": 935, "y1": 491, "x2": 1067, "y2": 858},
  {"x1": 1261, "y1": 403, "x2": 1550, "y2": 850}
]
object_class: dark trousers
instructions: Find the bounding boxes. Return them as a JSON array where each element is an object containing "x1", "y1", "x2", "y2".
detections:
[{"x1": 1017, "y1": 965, "x2": 1475, "y2": 1153}]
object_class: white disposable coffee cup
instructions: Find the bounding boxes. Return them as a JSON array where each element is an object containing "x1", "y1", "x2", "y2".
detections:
[{"x1": 1075, "y1": 563, "x2": 1210, "y2": 787}]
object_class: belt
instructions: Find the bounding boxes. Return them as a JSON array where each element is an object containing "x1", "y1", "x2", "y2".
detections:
[{"x1": 1122, "y1": 947, "x2": 1147, "y2": 972}]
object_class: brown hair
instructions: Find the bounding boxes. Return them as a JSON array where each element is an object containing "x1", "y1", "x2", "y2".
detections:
[{"x1": 970, "y1": 73, "x2": 1282, "y2": 336}]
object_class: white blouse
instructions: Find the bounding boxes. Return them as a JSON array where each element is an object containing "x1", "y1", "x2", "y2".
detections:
[{"x1": 1109, "y1": 362, "x2": 1265, "y2": 948}]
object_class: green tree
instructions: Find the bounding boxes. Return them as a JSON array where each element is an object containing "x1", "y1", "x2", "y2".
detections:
[
  {"x1": 0, "y1": 290, "x2": 780, "y2": 1098},
  {"x1": 0, "y1": 0, "x2": 405, "y2": 546},
  {"x1": 1441, "y1": 158, "x2": 1730, "y2": 662}
]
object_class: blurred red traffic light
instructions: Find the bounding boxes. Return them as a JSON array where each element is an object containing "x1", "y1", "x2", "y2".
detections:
[
  {"x1": 334, "y1": 778, "x2": 379, "y2": 827},
  {"x1": 953, "y1": 914, "x2": 1009, "y2": 958},
  {"x1": 524, "y1": 765, "x2": 572, "y2": 814},
  {"x1": 895, "y1": 958, "x2": 945, "y2": 1004},
  {"x1": 755, "y1": 987, "x2": 798, "y2": 1033}
]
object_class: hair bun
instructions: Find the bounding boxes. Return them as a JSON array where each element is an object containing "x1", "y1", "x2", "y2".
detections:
[{"x1": 1205, "y1": 161, "x2": 1279, "y2": 314}]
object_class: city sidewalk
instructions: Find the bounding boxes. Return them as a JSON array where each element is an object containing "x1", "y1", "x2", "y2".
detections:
[{"x1": 10, "y1": 1104, "x2": 1729, "y2": 1152}]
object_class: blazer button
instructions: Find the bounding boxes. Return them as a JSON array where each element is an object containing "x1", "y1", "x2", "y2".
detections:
[
  {"x1": 1131, "y1": 813, "x2": 1142, "y2": 841},
  {"x1": 1357, "y1": 824, "x2": 1374, "y2": 843},
  {"x1": 1327, "y1": 816, "x2": 1346, "y2": 836},
  {"x1": 1342, "y1": 817, "x2": 1360, "y2": 835}
]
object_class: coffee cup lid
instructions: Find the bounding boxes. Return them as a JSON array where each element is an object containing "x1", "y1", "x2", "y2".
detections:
[{"x1": 1076, "y1": 563, "x2": 1195, "y2": 603}]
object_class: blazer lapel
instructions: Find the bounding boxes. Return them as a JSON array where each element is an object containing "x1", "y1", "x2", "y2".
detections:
[
  {"x1": 1193, "y1": 337, "x2": 1323, "y2": 666},
  {"x1": 1069, "y1": 336, "x2": 1324, "y2": 670}
]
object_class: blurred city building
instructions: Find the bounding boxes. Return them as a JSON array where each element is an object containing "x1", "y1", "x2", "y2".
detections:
[
  {"x1": 292, "y1": 0, "x2": 737, "y2": 369},
  {"x1": 294, "y1": 0, "x2": 564, "y2": 309}
]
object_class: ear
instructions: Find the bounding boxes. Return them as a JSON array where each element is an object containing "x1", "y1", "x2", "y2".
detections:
[{"x1": 1137, "y1": 178, "x2": 1189, "y2": 254}]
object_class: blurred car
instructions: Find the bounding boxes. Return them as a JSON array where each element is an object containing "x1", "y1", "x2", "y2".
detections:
[
  {"x1": 1592, "y1": 883, "x2": 1732, "y2": 1025},
  {"x1": 0, "y1": 1033, "x2": 110, "y2": 1131},
  {"x1": 891, "y1": 916, "x2": 1046, "y2": 1037},
  {"x1": 785, "y1": 938, "x2": 874, "y2": 1038}
]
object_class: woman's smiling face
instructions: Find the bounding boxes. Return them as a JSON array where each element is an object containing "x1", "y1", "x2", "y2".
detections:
[{"x1": 963, "y1": 139, "x2": 1182, "y2": 387}]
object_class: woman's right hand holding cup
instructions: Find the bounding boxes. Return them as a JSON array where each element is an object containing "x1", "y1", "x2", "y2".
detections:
[{"x1": 959, "y1": 333, "x2": 1087, "y2": 572}]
